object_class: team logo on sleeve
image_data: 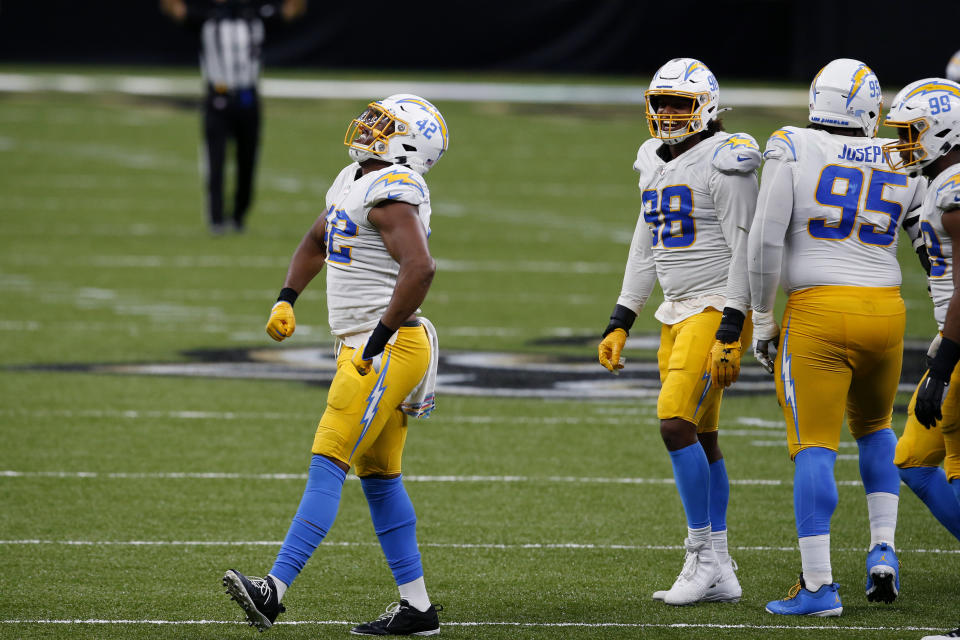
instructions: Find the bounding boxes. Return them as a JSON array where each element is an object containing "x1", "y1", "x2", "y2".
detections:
[
  {"x1": 767, "y1": 129, "x2": 797, "y2": 161},
  {"x1": 937, "y1": 172, "x2": 960, "y2": 201},
  {"x1": 713, "y1": 134, "x2": 758, "y2": 161},
  {"x1": 366, "y1": 169, "x2": 426, "y2": 200}
]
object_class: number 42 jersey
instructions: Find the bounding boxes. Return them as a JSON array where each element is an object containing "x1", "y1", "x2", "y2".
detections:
[
  {"x1": 322, "y1": 162, "x2": 431, "y2": 339},
  {"x1": 761, "y1": 126, "x2": 925, "y2": 293}
]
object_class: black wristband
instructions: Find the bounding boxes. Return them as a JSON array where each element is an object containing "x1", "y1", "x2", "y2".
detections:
[
  {"x1": 715, "y1": 307, "x2": 746, "y2": 343},
  {"x1": 929, "y1": 335, "x2": 960, "y2": 380},
  {"x1": 917, "y1": 246, "x2": 932, "y2": 276},
  {"x1": 362, "y1": 320, "x2": 397, "y2": 360},
  {"x1": 602, "y1": 304, "x2": 637, "y2": 338},
  {"x1": 277, "y1": 287, "x2": 299, "y2": 306}
]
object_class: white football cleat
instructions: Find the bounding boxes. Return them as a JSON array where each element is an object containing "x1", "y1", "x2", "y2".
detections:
[
  {"x1": 661, "y1": 538, "x2": 721, "y2": 606},
  {"x1": 653, "y1": 557, "x2": 741, "y2": 603},
  {"x1": 702, "y1": 557, "x2": 741, "y2": 603}
]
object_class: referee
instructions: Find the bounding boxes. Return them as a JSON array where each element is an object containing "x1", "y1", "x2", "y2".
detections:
[{"x1": 161, "y1": 0, "x2": 305, "y2": 234}]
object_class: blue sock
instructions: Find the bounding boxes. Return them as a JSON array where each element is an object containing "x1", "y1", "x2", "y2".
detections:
[
  {"x1": 361, "y1": 476, "x2": 423, "y2": 586},
  {"x1": 270, "y1": 455, "x2": 346, "y2": 587},
  {"x1": 899, "y1": 467, "x2": 960, "y2": 542},
  {"x1": 794, "y1": 447, "x2": 838, "y2": 537},
  {"x1": 952, "y1": 477, "x2": 960, "y2": 506},
  {"x1": 709, "y1": 458, "x2": 730, "y2": 532},
  {"x1": 668, "y1": 442, "x2": 711, "y2": 530},
  {"x1": 857, "y1": 429, "x2": 900, "y2": 495}
]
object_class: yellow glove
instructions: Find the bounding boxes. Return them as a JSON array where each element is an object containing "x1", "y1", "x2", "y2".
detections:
[
  {"x1": 265, "y1": 301, "x2": 296, "y2": 342},
  {"x1": 598, "y1": 328, "x2": 627, "y2": 374},
  {"x1": 710, "y1": 340, "x2": 741, "y2": 388},
  {"x1": 350, "y1": 344, "x2": 383, "y2": 376}
]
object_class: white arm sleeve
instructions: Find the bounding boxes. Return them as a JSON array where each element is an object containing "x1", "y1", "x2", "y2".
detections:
[
  {"x1": 616, "y1": 217, "x2": 657, "y2": 314},
  {"x1": 712, "y1": 170, "x2": 759, "y2": 313},
  {"x1": 748, "y1": 158, "x2": 794, "y2": 314}
]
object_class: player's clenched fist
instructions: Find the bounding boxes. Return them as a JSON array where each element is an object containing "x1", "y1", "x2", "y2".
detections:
[
  {"x1": 710, "y1": 340, "x2": 741, "y2": 388},
  {"x1": 266, "y1": 301, "x2": 296, "y2": 341},
  {"x1": 598, "y1": 328, "x2": 627, "y2": 374}
]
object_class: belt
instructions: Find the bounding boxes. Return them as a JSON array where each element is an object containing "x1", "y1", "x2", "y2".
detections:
[{"x1": 402, "y1": 319, "x2": 421, "y2": 327}]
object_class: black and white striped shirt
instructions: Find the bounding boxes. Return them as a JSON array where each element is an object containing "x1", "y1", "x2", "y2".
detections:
[{"x1": 186, "y1": 1, "x2": 283, "y2": 91}]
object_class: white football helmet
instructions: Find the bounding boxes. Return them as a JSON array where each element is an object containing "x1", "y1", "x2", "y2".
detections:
[
  {"x1": 808, "y1": 58, "x2": 882, "y2": 136},
  {"x1": 882, "y1": 78, "x2": 960, "y2": 175},
  {"x1": 947, "y1": 49, "x2": 960, "y2": 83},
  {"x1": 645, "y1": 58, "x2": 720, "y2": 145},
  {"x1": 345, "y1": 94, "x2": 449, "y2": 174}
]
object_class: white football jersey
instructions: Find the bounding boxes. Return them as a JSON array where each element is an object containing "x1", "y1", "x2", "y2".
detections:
[
  {"x1": 762, "y1": 126, "x2": 925, "y2": 292},
  {"x1": 323, "y1": 163, "x2": 431, "y2": 337},
  {"x1": 618, "y1": 132, "x2": 761, "y2": 324},
  {"x1": 922, "y1": 164, "x2": 960, "y2": 329}
]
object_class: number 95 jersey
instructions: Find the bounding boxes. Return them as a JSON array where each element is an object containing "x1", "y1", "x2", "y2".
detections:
[
  {"x1": 763, "y1": 126, "x2": 925, "y2": 291},
  {"x1": 323, "y1": 163, "x2": 431, "y2": 338}
]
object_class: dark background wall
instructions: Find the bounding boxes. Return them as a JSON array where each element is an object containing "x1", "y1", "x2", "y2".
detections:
[{"x1": 1, "y1": 0, "x2": 957, "y2": 86}]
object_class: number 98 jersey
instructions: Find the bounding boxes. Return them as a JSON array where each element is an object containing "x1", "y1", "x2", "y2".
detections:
[
  {"x1": 762, "y1": 126, "x2": 925, "y2": 291},
  {"x1": 629, "y1": 132, "x2": 760, "y2": 319},
  {"x1": 322, "y1": 162, "x2": 431, "y2": 338}
]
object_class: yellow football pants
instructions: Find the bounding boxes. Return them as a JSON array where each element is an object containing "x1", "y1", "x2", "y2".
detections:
[
  {"x1": 657, "y1": 308, "x2": 753, "y2": 430},
  {"x1": 775, "y1": 286, "x2": 904, "y2": 458},
  {"x1": 312, "y1": 324, "x2": 430, "y2": 477},
  {"x1": 896, "y1": 368, "x2": 960, "y2": 482}
]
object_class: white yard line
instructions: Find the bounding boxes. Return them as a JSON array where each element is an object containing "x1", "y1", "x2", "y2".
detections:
[
  {"x1": 0, "y1": 470, "x2": 861, "y2": 486},
  {"x1": 1, "y1": 539, "x2": 957, "y2": 554},
  {"x1": 0, "y1": 618, "x2": 945, "y2": 632},
  {"x1": 0, "y1": 72, "x2": 811, "y2": 107}
]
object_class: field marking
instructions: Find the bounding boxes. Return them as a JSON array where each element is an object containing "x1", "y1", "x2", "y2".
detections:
[
  {"x1": 4, "y1": 470, "x2": 854, "y2": 486},
  {"x1": 0, "y1": 72, "x2": 811, "y2": 107},
  {"x1": 0, "y1": 619, "x2": 945, "y2": 632},
  {"x1": 0, "y1": 408, "x2": 650, "y2": 424},
  {"x1": 1, "y1": 253, "x2": 623, "y2": 274},
  {"x1": 2, "y1": 539, "x2": 957, "y2": 554}
]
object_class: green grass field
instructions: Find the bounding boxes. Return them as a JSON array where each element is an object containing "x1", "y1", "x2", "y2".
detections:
[{"x1": 0, "y1": 68, "x2": 955, "y2": 639}]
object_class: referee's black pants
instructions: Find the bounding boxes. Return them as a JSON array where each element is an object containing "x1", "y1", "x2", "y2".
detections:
[{"x1": 202, "y1": 88, "x2": 261, "y2": 231}]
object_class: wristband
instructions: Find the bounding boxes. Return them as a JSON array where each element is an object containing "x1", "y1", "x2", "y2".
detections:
[
  {"x1": 362, "y1": 320, "x2": 397, "y2": 360},
  {"x1": 277, "y1": 287, "x2": 299, "y2": 306},
  {"x1": 715, "y1": 307, "x2": 745, "y2": 343},
  {"x1": 929, "y1": 335, "x2": 960, "y2": 380},
  {"x1": 602, "y1": 304, "x2": 637, "y2": 338}
]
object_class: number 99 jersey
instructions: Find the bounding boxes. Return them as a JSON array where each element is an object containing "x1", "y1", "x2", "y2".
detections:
[
  {"x1": 762, "y1": 126, "x2": 925, "y2": 291},
  {"x1": 921, "y1": 165, "x2": 960, "y2": 329},
  {"x1": 322, "y1": 163, "x2": 431, "y2": 339}
]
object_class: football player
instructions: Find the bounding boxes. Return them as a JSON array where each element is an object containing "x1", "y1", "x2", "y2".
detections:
[
  {"x1": 885, "y1": 79, "x2": 960, "y2": 543},
  {"x1": 222, "y1": 94, "x2": 447, "y2": 636},
  {"x1": 598, "y1": 57, "x2": 760, "y2": 605},
  {"x1": 947, "y1": 50, "x2": 960, "y2": 83},
  {"x1": 748, "y1": 59, "x2": 926, "y2": 616}
]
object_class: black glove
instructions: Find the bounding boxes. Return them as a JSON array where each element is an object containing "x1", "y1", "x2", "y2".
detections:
[{"x1": 915, "y1": 371, "x2": 948, "y2": 428}]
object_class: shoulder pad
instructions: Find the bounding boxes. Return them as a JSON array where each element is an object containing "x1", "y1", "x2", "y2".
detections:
[
  {"x1": 935, "y1": 169, "x2": 960, "y2": 211},
  {"x1": 710, "y1": 133, "x2": 761, "y2": 172},
  {"x1": 633, "y1": 139, "x2": 661, "y2": 175},
  {"x1": 364, "y1": 167, "x2": 428, "y2": 207},
  {"x1": 764, "y1": 127, "x2": 800, "y2": 162}
]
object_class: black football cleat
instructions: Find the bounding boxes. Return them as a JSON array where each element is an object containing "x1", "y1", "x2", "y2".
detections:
[
  {"x1": 222, "y1": 569, "x2": 285, "y2": 632},
  {"x1": 350, "y1": 599, "x2": 442, "y2": 636}
]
